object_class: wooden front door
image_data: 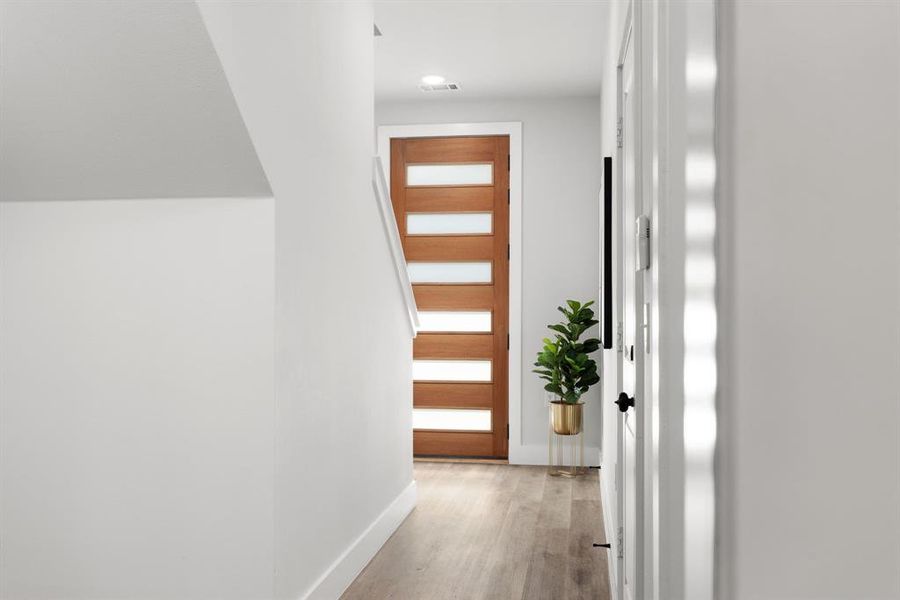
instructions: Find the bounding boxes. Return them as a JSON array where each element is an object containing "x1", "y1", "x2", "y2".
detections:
[{"x1": 391, "y1": 135, "x2": 509, "y2": 458}]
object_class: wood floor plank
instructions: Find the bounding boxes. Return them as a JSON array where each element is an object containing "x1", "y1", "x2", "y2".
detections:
[
  {"x1": 566, "y1": 499, "x2": 610, "y2": 599},
  {"x1": 340, "y1": 463, "x2": 610, "y2": 600},
  {"x1": 452, "y1": 465, "x2": 523, "y2": 599},
  {"x1": 522, "y1": 473, "x2": 573, "y2": 600},
  {"x1": 572, "y1": 467, "x2": 601, "y2": 501},
  {"x1": 469, "y1": 466, "x2": 546, "y2": 600},
  {"x1": 405, "y1": 464, "x2": 495, "y2": 599}
]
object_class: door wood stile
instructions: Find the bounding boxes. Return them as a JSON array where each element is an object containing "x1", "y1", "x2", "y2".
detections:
[
  {"x1": 405, "y1": 236, "x2": 494, "y2": 261},
  {"x1": 390, "y1": 138, "x2": 407, "y2": 238},
  {"x1": 414, "y1": 285, "x2": 494, "y2": 310},
  {"x1": 406, "y1": 187, "x2": 494, "y2": 212},
  {"x1": 492, "y1": 136, "x2": 510, "y2": 458}
]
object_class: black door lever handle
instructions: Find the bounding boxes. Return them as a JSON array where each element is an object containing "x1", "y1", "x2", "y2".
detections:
[
  {"x1": 593, "y1": 543, "x2": 612, "y2": 549},
  {"x1": 615, "y1": 392, "x2": 635, "y2": 413}
]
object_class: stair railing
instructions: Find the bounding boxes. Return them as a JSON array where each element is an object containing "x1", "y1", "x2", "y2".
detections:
[{"x1": 372, "y1": 156, "x2": 419, "y2": 337}]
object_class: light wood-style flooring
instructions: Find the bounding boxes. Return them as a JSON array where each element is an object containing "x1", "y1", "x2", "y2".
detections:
[{"x1": 341, "y1": 462, "x2": 610, "y2": 600}]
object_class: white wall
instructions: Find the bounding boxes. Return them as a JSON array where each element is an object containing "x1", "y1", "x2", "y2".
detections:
[
  {"x1": 199, "y1": 3, "x2": 415, "y2": 598},
  {"x1": 0, "y1": 198, "x2": 276, "y2": 599},
  {"x1": 376, "y1": 96, "x2": 603, "y2": 455},
  {"x1": 1, "y1": 2, "x2": 414, "y2": 599},
  {"x1": 718, "y1": 2, "x2": 900, "y2": 598},
  {"x1": 0, "y1": 1, "x2": 270, "y2": 201}
]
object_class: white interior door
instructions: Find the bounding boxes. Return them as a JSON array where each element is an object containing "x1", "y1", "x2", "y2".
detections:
[{"x1": 615, "y1": 18, "x2": 644, "y2": 600}]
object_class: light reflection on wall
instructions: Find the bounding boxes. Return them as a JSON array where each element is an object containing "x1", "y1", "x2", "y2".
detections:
[{"x1": 683, "y1": 2, "x2": 718, "y2": 599}]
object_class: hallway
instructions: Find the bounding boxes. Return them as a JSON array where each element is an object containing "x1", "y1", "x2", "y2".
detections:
[{"x1": 342, "y1": 462, "x2": 609, "y2": 600}]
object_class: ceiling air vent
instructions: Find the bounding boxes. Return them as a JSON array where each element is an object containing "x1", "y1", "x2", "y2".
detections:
[{"x1": 418, "y1": 82, "x2": 461, "y2": 92}]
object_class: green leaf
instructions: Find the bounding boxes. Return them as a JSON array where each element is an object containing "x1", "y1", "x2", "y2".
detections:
[
  {"x1": 582, "y1": 338, "x2": 600, "y2": 353},
  {"x1": 581, "y1": 373, "x2": 600, "y2": 386},
  {"x1": 548, "y1": 324, "x2": 569, "y2": 337},
  {"x1": 534, "y1": 299, "x2": 602, "y2": 405}
]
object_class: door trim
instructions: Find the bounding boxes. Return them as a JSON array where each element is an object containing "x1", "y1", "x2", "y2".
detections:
[
  {"x1": 377, "y1": 122, "x2": 524, "y2": 463},
  {"x1": 616, "y1": 5, "x2": 648, "y2": 600}
]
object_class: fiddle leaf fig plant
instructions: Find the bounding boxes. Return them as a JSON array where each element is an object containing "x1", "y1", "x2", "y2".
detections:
[{"x1": 533, "y1": 300, "x2": 601, "y2": 404}]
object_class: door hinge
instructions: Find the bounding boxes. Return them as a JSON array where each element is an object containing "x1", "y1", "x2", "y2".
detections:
[
  {"x1": 508, "y1": 154, "x2": 511, "y2": 171},
  {"x1": 506, "y1": 423, "x2": 510, "y2": 440},
  {"x1": 507, "y1": 243, "x2": 510, "y2": 260},
  {"x1": 507, "y1": 188, "x2": 510, "y2": 204},
  {"x1": 616, "y1": 117, "x2": 624, "y2": 148},
  {"x1": 617, "y1": 526, "x2": 624, "y2": 559},
  {"x1": 616, "y1": 321, "x2": 624, "y2": 353},
  {"x1": 507, "y1": 333, "x2": 510, "y2": 350}
]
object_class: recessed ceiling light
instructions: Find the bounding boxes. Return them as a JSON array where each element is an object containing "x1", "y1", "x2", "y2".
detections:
[{"x1": 421, "y1": 75, "x2": 445, "y2": 86}]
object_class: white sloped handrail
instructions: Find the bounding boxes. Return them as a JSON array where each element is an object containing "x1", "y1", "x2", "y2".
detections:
[{"x1": 372, "y1": 156, "x2": 419, "y2": 337}]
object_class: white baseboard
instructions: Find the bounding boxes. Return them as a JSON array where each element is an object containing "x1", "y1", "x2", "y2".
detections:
[
  {"x1": 509, "y1": 443, "x2": 601, "y2": 466},
  {"x1": 600, "y1": 468, "x2": 618, "y2": 598},
  {"x1": 299, "y1": 480, "x2": 417, "y2": 600}
]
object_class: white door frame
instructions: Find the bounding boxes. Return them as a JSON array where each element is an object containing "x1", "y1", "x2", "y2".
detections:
[
  {"x1": 376, "y1": 122, "x2": 525, "y2": 463},
  {"x1": 616, "y1": 7, "x2": 644, "y2": 600},
  {"x1": 616, "y1": 2, "x2": 660, "y2": 598},
  {"x1": 606, "y1": 0, "x2": 719, "y2": 597}
]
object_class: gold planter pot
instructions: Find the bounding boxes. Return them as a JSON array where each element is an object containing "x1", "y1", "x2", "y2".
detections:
[{"x1": 550, "y1": 401, "x2": 583, "y2": 435}]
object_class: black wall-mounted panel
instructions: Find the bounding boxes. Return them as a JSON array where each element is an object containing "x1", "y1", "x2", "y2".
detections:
[{"x1": 603, "y1": 157, "x2": 613, "y2": 349}]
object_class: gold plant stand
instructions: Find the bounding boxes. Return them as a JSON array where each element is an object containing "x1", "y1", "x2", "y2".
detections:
[{"x1": 548, "y1": 403, "x2": 587, "y2": 477}]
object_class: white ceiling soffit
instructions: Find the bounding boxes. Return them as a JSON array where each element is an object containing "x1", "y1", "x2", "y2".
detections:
[
  {"x1": 375, "y1": 0, "x2": 607, "y2": 102},
  {"x1": 0, "y1": 1, "x2": 271, "y2": 202}
]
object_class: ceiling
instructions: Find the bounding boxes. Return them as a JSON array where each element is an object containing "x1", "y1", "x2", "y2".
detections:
[{"x1": 374, "y1": 1, "x2": 608, "y2": 102}]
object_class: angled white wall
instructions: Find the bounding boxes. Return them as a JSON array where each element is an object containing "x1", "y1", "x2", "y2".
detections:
[
  {"x1": 0, "y1": 1, "x2": 270, "y2": 201},
  {"x1": 198, "y1": 2, "x2": 415, "y2": 598},
  {"x1": 718, "y1": 2, "x2": 900, "y2": 598}
]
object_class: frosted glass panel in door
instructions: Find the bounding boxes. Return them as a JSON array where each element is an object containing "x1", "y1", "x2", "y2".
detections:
[
  {"x1": 406, "y1": 212, "x2": 493, "y2": 235},
  {"x1": 407, "y1": 262, "x2": 492, "y2": 284},
  {"x1": 406, "y1": 164, "x2": 493, "y2": 186},
  {"x1": 412, "y1": 360, "x2": 492, "y2": 382},
  {"x1": 417, "y1": 311, "x2": 492, "y2": 333},
  {"x1": 413, "y1": 408, "x2": 492, "y2": 431}
]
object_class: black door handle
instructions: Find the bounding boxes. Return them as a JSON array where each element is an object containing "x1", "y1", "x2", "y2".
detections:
[{"x1": 615, "y1": 392, "x2": 635, "y2": 413}]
